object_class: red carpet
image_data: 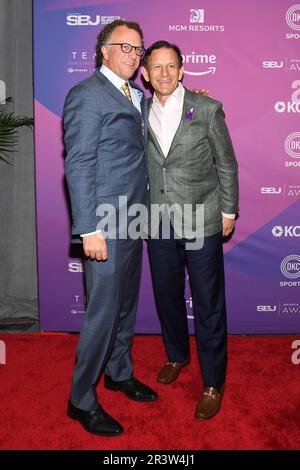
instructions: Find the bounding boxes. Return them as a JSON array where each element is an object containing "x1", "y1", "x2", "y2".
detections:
[{"x1": 0, "y1": 333, "x2": 299, "y2": 450}]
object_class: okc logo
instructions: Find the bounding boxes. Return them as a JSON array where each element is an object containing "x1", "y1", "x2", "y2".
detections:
[
  {"x1": 285, "y1": 132, "x2": 300, "y2": 158},
  {"x1": 190, "y1": 9, "x2": 204, "y2": 23},
  {"x1": 281, "y1": 254, "x2": 300, "y2": 279},
  {"x1": 286, "y1": 4, "x2": 300, "y2": 31}
]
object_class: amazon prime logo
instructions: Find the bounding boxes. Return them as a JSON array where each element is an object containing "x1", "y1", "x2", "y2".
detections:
[{"x1": 181, "y1": 52, "x2": 216, "y2": 77}]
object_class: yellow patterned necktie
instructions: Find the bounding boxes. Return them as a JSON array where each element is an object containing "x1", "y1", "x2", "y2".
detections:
[
  {"x1": 122, "y1": 82, "x2": 144, "y2": 136},
  {"x1": 122, "y1": 82, "x2": 132, "y2": 102}
]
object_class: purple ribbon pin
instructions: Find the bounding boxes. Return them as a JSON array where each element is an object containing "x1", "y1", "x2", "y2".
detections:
[{"x1": 185, "y1": 107, "x2": 195, "y2": 121}]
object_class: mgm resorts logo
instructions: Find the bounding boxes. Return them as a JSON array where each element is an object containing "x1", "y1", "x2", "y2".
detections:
[{"x1": 169, "y1": 8, "x2": 224, "y2": 32}]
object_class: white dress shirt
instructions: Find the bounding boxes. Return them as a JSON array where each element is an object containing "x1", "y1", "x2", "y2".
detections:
[
  {"x1": 148, "y1": 82, "x2": 235, "y2": 220},
  {"x1": 100, "y1": 64, "x2": 142, "y2": 112},
  {"x1": 149, "y1": 82, "x2": 184, "y2": 158}
]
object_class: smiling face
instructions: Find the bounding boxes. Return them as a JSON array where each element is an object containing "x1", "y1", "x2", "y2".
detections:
[
  {"x1": 142, "y1": 47, "x2": 184, "y2": 104},
  {"x1": 101, "y1": 25, "x2": 142, "y2": 80}
]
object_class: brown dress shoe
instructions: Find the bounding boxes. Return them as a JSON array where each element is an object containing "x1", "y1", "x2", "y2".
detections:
[
  {"x1": 157, "y1": 355, "x2": 191, "y2": 384},
  {"x1": 195, "y1": 385, "x2": 225, "y2": 420}
]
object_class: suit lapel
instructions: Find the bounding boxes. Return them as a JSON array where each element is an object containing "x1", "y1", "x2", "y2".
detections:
[
  {"x1": 147, "y1": 98, "x2": 165, "y2": 162},
  {"x1": 131, "y1": 81, "x2": 148, "y2": 144},
  {"x1": 166, "y1": 89, "x2": 195, "y2": 158},
  {"x1": 147, "y1": 88, "x2": 196, "y2": 162},
  {"x1": 94, "y1": 70, "x2": 144, "y2": 137}
]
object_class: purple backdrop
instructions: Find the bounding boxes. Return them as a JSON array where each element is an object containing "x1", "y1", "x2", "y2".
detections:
[{"x1": 33, "y1": 0, "x2": 300, "y2": 333}]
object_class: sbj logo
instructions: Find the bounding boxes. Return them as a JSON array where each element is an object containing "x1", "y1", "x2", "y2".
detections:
[
  {"x1": 66, "y1": 15, "x2": 120, "y2": 26},
  {"x1": 68, "y1": 262, "x2": 84, "y2": 273},
  {"x1": 190, "y1": 9, "x2": 204, "y2": 23},
  {"x1": 260, "y1": 187, "x2": 282, "y2": 194},
  {"x1": 280, "y1": 255, "x2": 300, "y2": 279},
  {"x1": 262, "y1": 61, "x2": 284, "y2": 69},
  {"x1": 256, "y1": 305, "x2": 277, "y2": 312}
]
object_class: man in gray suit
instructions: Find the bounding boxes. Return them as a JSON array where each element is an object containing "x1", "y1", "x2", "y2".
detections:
[
  {"x1": 63, "y1": 20, "x2": 157, "y2": 437},
  {"x1": 142, "y1": 41, "x2": 238, "y2": 420}
]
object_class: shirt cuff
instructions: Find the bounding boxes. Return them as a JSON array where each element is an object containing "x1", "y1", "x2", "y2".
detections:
[
  {"x1": 222, "y1": 212, "x2": 235, "y2": 220},
  {"x1": 80, "y1": 230, "x2": 102, "y2": 237}
]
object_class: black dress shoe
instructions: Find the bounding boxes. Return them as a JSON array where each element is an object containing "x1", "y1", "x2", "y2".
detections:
[
  {"x1": 104, "y1": 375, "x2": 158, "y2": 402},
  {"x1": 67, "y1": 400, "x2": 124, "y2": 436}
]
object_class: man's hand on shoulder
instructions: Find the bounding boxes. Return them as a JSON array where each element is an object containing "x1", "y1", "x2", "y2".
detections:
[
  {"x1": 191, "y1": 88, "x2": 211, "y2": 97},
  {"x1": 83, "y1": 232, "x2": 108, "y2": 261}
]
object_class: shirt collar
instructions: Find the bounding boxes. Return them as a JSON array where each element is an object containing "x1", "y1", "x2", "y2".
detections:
[
  {"x1": 153, "y1": 82, "x2": 185, "y2": 106},
  {"x1": 100, "y1": 64, "x2": 127, "y2": 91}
]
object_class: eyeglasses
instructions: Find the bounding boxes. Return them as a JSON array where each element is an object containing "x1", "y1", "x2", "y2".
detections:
[{"x1": 106, "y1": 43, "x2": 145, "y2": 57}]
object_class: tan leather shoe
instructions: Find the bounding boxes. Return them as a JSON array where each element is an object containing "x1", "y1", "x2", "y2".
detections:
[
  {"x1": 157, "y1": 355, "x2": 191, "y2": 384},
  {"x1": 195, "y1": 385, "x2": 225, "y2": 420}
]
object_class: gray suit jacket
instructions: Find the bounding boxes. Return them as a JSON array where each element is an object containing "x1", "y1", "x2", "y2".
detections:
[
  {"x1": 63, "y1": 70, "x2": 148, "y2": 240},
  {"x1": 147, "y1": 88, "x2": 239, "y2": 238}
]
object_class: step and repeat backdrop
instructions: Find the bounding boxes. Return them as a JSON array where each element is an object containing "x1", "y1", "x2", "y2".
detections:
[{"x1": 34, "y1": 0, "x2": 300, "y2": 333}]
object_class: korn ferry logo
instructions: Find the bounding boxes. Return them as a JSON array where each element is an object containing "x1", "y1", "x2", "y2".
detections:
[
  {"x1": 274, "y1": 80, "x2": 300, "y2": 113},
  {"x1": 190, "y1": 9, "x2": 204, "y2": 23},
  {"x1": 272, "y1": 226, "x2": 300, "y2": 237}
]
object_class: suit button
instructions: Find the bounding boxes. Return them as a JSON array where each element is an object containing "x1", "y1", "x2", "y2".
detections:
[{"x1": 160, "y1": 189, "x2": 164, "y2": 194}]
